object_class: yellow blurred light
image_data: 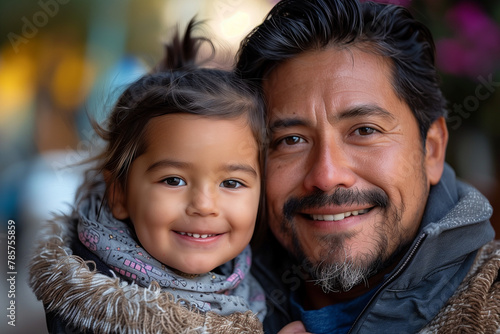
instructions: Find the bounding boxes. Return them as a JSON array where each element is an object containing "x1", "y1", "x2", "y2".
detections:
[
  {"x1": 220, "y1": 11, "x2": 251, "y2": 40},
  {"x1": 50, "y1": 54, "x2": 95, "y2": 111},
  {"x1": 0, "y1": 48, "x2": 36, "y2": 126}
]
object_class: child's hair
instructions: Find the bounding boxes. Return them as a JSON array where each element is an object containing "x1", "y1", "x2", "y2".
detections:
[{"x1": 79, "y1": 19, "x2": 266, "y2": 213}]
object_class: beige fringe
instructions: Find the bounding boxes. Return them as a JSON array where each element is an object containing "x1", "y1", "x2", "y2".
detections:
[{"x1": 29, "y1": 215, "x2": 263, "y2": 334}]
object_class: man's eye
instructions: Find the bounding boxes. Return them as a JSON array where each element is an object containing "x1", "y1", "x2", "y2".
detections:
[
  {"x1": 163, "y1": 177, "x2": 186, "y2": 186},
  {"x1": 282, "y1": 136, "x2": 304, "y2": 145},
  {"x1": 355, "y1": 127, "x2": 377, "y2": 136},
  {"x1": 220, "y1": 180, "x2": 243, "y2": 189}
]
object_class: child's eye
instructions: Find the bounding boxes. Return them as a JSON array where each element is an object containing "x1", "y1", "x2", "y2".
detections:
[
  {"x1": 163, "y1": 177, "x2": 186, "y2": 186},
  {"x1": 220, "y1": 180, "x2": 244, "y2": 189}
]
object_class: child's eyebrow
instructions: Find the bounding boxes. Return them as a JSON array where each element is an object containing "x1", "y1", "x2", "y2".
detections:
[
  {"x1": 146, "y1": 160, "x2": 258, "y2": 178},
  {"x1": 146, "y1": 159, "x2": 190, "y2": 173},
  {"x1": 223, "y1": 163, "x2": 258, "y2": 178}
]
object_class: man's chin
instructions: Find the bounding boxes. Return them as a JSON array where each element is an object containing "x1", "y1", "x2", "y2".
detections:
[
  {"x1": 292, "y1": 235, "x2": 386, "y2": 293},
  {"x1": 304, "y1": 241, "x2": 412, "y2": 293},
  {"x1": 303, "y1": 253, "x2": 381, "y2": 293}
]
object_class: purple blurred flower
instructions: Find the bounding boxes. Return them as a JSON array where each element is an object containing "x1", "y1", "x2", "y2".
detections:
[{"x1": 436, "y1": 1, "x2": 500, "y2": 78}]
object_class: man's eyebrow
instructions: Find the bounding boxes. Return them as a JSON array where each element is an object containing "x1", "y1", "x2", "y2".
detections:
[
  {"x1": 146, "y1": 159, "x2": 191, "y2": 173},
  {"x1": 269, "y1": 118, "x2": 310, "y2": 132},
  {"x1": 269, "y1": 105, "x2": 395, "y2": 132},
  {"x1": 336, "y1": 105, "x2": 396, "y2": 121}
]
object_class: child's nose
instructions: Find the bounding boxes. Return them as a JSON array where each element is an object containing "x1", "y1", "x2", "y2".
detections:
[{"x1": 186, "y1": 186, "x2": 219, "y2": 217}]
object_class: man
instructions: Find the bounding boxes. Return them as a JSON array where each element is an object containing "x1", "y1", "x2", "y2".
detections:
[{"x1": 236, "y1": 0, "x2": 500, "y2": 333}]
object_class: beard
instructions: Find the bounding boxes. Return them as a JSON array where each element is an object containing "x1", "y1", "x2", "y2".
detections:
[{"x1": 281, "y1": 187, "x2": 415, "y2": 293}]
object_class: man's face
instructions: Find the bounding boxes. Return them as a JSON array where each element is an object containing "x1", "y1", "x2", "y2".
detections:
[{"x1": 263, "y1": 47, "x2": 436, "y2": 291}]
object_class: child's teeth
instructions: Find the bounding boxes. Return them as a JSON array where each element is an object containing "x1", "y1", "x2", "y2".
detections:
[{"x1": 181, "y1": 232, "x2": 214, "y2": 238}]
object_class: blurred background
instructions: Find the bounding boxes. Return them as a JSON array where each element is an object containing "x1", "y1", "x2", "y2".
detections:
[{"x1": 0, "y1": 0, "x2": 498, "y2": 333}]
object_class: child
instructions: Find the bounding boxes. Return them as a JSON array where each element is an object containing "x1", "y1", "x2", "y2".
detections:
[{"x1": 29, "y1": 20, "x2": 269, "y2": 334}]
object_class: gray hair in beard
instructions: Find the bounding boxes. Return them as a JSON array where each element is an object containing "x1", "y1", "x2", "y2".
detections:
[{"x1": 296, "y1": 230, "x2": 387, "y2": 293}]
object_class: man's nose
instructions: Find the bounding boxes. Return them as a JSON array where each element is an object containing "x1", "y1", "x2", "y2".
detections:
[
  {"x1": 303, "y1": 139, "x2": 356, "y2": 193},
  {"x1": 186, "y1": 186, "x2": 219, "y2": 217}
]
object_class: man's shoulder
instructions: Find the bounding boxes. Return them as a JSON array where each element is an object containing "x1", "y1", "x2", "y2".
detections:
[{"x1": 419, "y1": 240, "x2": 500, "y2": 333}]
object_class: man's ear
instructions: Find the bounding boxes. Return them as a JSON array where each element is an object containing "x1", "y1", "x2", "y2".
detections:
[
  {"x1": 425, "y1": 117, "x2": 449, "y2": 185},
  {"x1": 104, "y1": 172, "x2": 129, "y2": 220}
]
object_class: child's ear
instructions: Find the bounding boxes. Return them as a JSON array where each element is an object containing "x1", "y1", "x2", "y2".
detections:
[
  {"x1": 104, "y1": 172, "x2": 129, "y2": 220},
  {"x1": 425, "y1": 117, "x2": 449, "y2": 186}
]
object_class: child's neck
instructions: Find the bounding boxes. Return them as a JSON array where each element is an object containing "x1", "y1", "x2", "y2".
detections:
[
  {"x1": 171, "y1": 268, "x2": 200, "y2": 279},
  {"x1": 170, "y1": 265, "x2": 224, "y2": 278}
]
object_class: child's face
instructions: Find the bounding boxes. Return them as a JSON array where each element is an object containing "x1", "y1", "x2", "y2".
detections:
[{"x1": 111, "y1": 114, "x2": 261, "y2": 274}]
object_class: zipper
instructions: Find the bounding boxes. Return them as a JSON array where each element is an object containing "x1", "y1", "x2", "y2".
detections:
[{"x1": 346, "y1": 232, "x2": 428, "y2": 334}]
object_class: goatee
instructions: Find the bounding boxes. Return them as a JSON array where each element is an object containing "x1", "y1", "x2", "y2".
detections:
[{"x1": 282, "y1": 187, "x2": 411, "y2": 292}]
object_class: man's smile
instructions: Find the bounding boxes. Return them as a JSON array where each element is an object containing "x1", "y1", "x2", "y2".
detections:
[
  {"x1": 307, "y1": 208, "x2": 372, "y2": 221},
  {"x1": 292, "y1": 206, "x2": 378, "y2": 233}
]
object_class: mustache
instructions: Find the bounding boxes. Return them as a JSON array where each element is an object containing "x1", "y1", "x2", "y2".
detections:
[{"x1": 283, "y1": 188, "x2": 388, "y2": 220}]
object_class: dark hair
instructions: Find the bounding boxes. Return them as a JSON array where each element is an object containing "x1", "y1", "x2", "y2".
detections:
[
  {"x1": 236, "y1": 0, "x2": 447, "y2": 140},
  {"x1": 80, "y1": 19, "x2": 266, "y2": 209}
]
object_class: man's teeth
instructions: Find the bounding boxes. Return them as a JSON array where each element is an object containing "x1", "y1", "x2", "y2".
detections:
[
  {"x1": 178, "y1": 232, "x2": 215, "y2": 238},
  {"x1": 312, "y1": 209, "x2": 369, "y2": 221}
]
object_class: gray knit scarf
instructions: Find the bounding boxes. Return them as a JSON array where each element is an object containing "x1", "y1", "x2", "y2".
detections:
[{"x1": 76, "y1": 182, "x2": 266, "y2": 321}]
